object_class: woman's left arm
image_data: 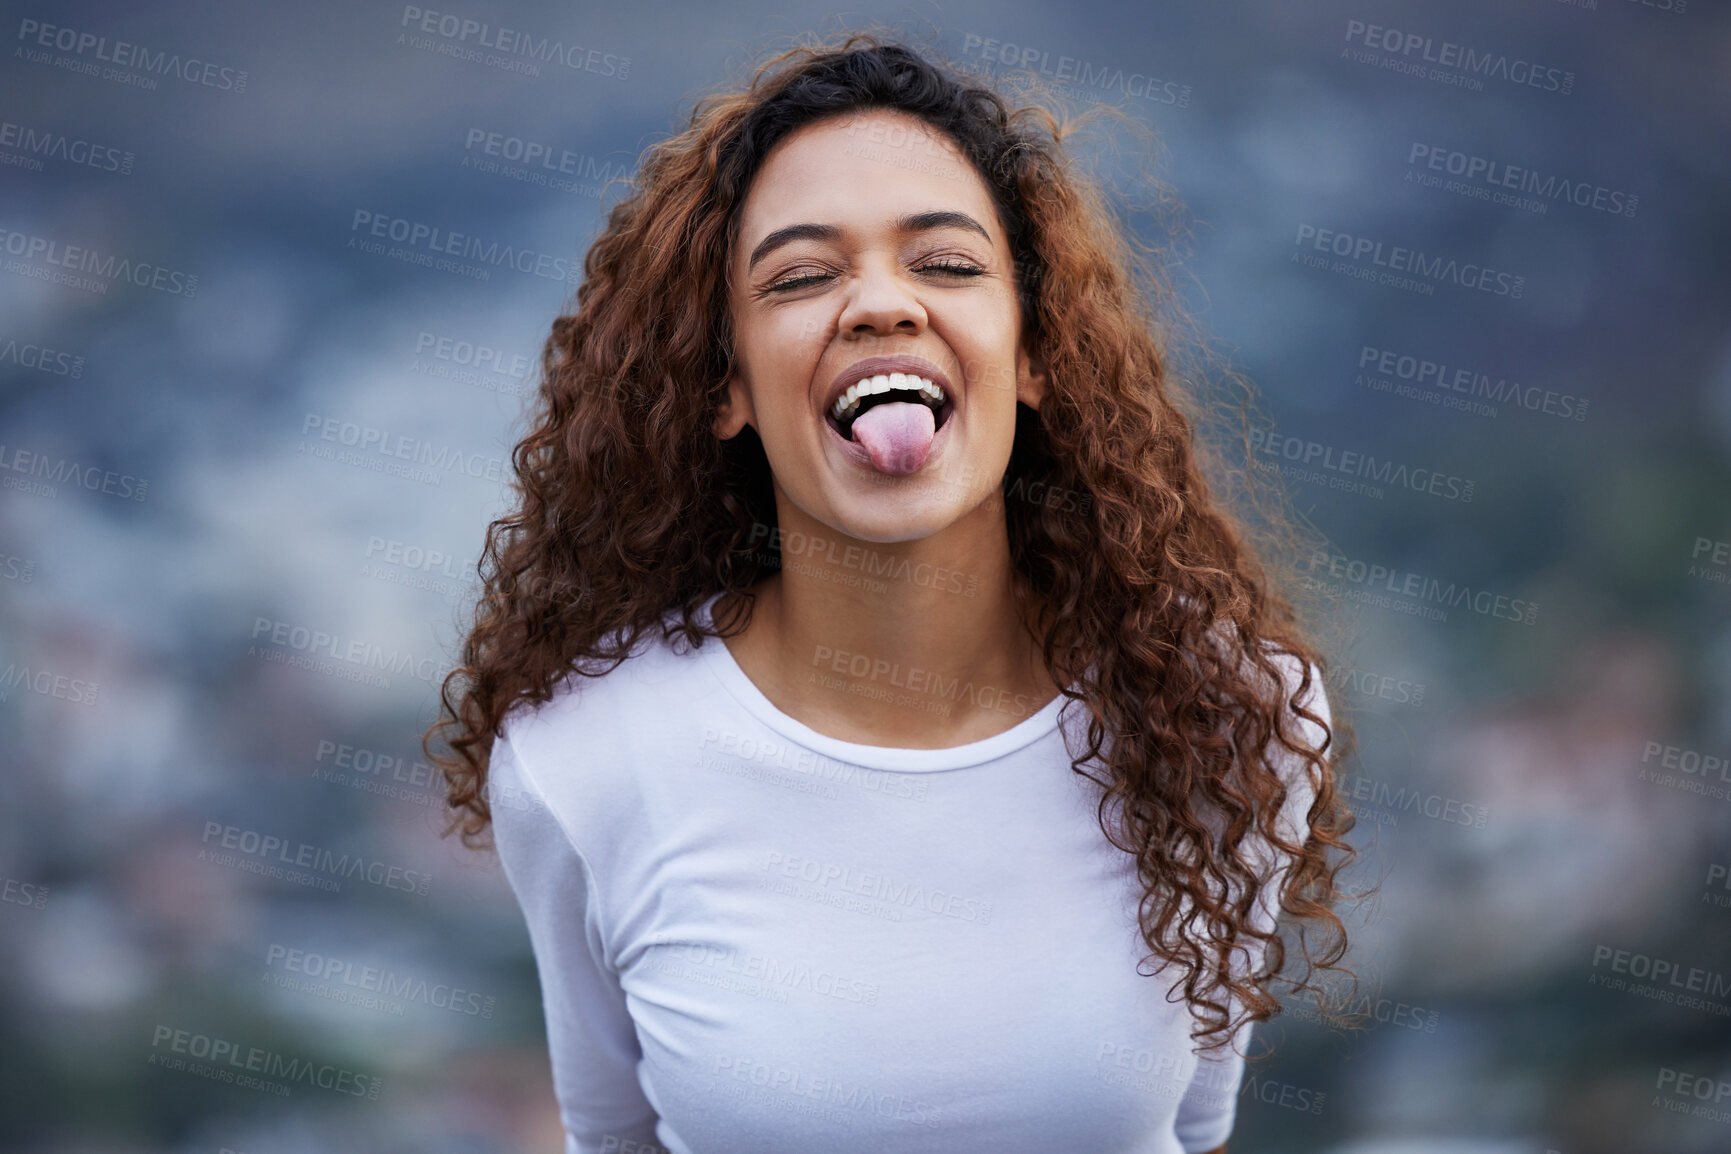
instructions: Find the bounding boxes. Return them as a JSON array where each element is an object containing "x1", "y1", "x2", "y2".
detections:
[{"x1": 1179, "y1": 653, "x2": 1329, "y2": 1154}]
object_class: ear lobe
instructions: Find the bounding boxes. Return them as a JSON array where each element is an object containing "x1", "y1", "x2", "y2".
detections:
[
  {"x1": 1016, "y1": 344, "x2": 1049, "y2": 412},
  {"x1": 714, "y1": 374, "x2": 755, "y2": 439}
]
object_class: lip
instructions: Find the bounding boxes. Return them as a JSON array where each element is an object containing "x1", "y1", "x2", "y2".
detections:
[{"x1": 822, "y1": 354, "x2": 955, "y2": 419}]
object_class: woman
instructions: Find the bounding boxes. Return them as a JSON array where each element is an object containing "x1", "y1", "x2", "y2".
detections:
[{"x1": 428, "y1": 31, "x2": 1355, "y2": 1154}]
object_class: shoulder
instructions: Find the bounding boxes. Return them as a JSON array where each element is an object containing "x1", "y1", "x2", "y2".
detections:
[
  {"x1": 1195, "y1": 612, "x2": 1333, "y2": 758},
  {"x1": 494, "y1": 608, "x2": 709, "y2": 800},
  {"x1": 1260, "y1": 645, "x2": 1332, "y2": 756},
  {"x1": 1195, "y1": 619, "x2": 1333, "y2": 837},
  {"x1": 1251, "y1": 644, "x2": 1330, "y2": 855},
  {"x1": 499, "y1": 605, "x2": 700, "y2": 734}
]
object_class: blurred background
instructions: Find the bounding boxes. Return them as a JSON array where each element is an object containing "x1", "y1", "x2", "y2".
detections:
[{"x1": 2, "y1": 0, "x2": 1729, "y2": 1151}]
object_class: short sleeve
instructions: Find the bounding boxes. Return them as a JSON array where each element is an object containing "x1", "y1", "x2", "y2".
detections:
[
  {"x1": 1172, "y1": 655, "x2": 1331, "y2": 1151},
  {"x1": 489, "y1": 731, "x2": 663, "y2": 1154}
]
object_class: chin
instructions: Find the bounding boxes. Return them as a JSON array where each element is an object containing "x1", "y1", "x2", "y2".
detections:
[{"x1": 821, "y1": 495, "x2": 956, "y2": 545}]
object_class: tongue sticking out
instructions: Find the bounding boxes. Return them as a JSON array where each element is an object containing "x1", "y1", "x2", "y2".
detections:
[{"x1": 849, "y1": 401, "x2": 937, "y2": 475}]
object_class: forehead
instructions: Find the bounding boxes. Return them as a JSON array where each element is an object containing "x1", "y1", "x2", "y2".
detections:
[{"x1": 733, "y1": 109, "x2": 1001, "y2": 254}]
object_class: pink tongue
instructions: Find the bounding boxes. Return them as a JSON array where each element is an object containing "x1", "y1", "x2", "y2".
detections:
[{"x1": 849, "y1": 402, "x2": 936, "y2": 475}]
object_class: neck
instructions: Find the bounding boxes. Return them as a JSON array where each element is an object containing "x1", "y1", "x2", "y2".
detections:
[{"x1": 717, "y1": 491, "x2": 1058, "y2": 747}]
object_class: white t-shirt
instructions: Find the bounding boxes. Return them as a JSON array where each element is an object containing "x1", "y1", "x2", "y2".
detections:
[{"x1": 490, "y1": 591, "x2": 1327, "y2": 1154}]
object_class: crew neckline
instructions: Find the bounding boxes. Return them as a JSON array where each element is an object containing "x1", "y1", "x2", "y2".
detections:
[{"x1": 691, "y1": 591, "x2": 1072, "y2": 772}]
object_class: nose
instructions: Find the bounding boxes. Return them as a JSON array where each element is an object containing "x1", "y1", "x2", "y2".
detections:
[{"x1": 836, "y1": 257, "x2": 927, "y2": 338}]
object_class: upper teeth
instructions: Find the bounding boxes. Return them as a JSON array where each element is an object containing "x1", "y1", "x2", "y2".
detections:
[{"x1": 831, "y1": 373, "x2": 947, "y2": 421}]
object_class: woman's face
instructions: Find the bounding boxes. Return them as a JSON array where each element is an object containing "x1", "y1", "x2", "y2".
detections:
[{"x1": 717, "y1": 108, "x2": 1045, "y2": 544}]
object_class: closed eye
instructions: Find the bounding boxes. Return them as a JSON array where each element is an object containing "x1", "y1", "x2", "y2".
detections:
[
  {"x1": 917, "y1": 259, "x2": 985, "y2": 278},
  {"x1": 768, "y1": 260, "x2": 987, "y2": 293}
]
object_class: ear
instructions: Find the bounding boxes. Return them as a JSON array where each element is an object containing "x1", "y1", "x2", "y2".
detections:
[
  {"x1": 713, "y1": 372, "x2": 757, "y2": 439},
  {"x1": 1014, "y1": 337, "x2": 1048, "y2": 412}
]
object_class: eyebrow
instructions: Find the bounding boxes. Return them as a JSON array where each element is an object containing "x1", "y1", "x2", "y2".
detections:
[{"x1": 745, "y1": 210, "x2": 992, "y2": 272}]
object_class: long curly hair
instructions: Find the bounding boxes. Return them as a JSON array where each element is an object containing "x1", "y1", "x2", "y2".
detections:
[{"x1": 426, "y1": 29, "x2": 1360, "y2": 1051}]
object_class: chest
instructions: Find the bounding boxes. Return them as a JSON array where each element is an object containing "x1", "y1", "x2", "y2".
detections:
[{"x1": 584, "y1": 751, "x2": 1210, "y2": 1152}]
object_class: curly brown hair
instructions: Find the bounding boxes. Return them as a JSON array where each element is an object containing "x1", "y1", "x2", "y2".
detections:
[{"x1": 425, "y1": 28, "x2": 1360, "y2": 1051}]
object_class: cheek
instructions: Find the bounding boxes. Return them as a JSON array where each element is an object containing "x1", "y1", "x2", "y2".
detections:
[
  {"x1": 944, "y1": 330, "x2": 1020, "y2": 398},
  {"x1": 747, "y1": 307, "x2": 827, "y2": 370},
  {"x1": 790, "y1": 304, "x2": 839, "y2": 353}
]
